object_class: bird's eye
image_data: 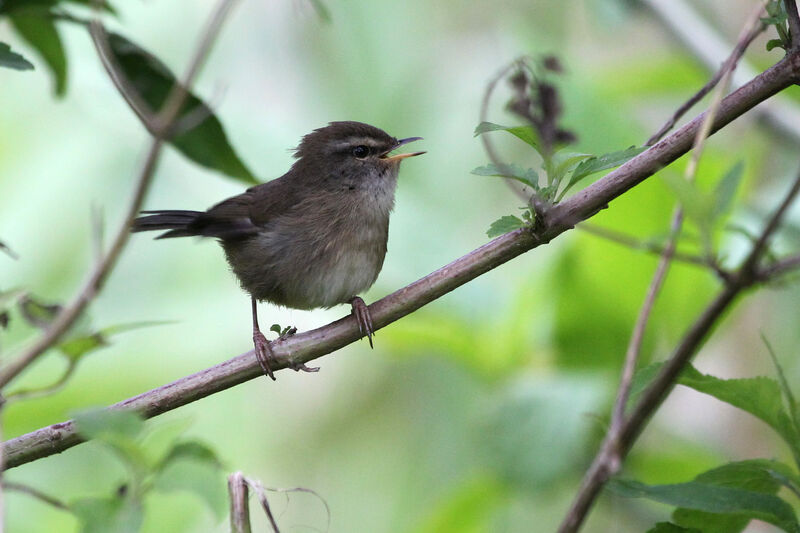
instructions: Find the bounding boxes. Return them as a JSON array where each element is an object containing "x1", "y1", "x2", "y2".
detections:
[{"x1": 352, "y1": 145, "x2": 370, "y2": 158}]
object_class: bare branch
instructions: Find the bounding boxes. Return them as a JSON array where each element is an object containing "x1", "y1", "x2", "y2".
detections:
[
  {"x1": 576, "y1": 223, "x2": 715, "y2": 270},
  {"x1": 557, "y1": 165, "x2": 800, "y2": 533},
  {"x1": 643, "y1": 0, "x2": 800, "y2": 144},
  {"x1": 646, "y1": 16, "x2": 766, "y2": 145},
  {"x1": 0, "y1": 0, "x2": 241, "y2": 390},
  {"x1": 4, "y1": 481, "x2": 68, "y2": 511},
  {"x1": 228, "y1": 472, "x2": 252, "y2": 533}
]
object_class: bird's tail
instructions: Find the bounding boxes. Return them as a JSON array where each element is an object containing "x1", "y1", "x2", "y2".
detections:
[{"x1": 131, "y1": 210, "x2": 203, "y2": 239}]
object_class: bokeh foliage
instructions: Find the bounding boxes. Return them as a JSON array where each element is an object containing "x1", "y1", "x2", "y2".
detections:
[{"x1": 3, "y1": 0, "x2": 800, "y2": 531}]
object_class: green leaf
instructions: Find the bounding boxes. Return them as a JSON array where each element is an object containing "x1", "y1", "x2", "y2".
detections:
[
  {"x1": 712, "y1": 161, "x2": 745, "y2": 220},
  {"x1": 569, "y1": 146, "x2": 646, "y2": 184},
  {"x1": 767, "y1": 38, "x2": 787, "y2": 52},
  {"x1": 58, "y1": 333, "x2": 106, "y2": 360},
  {"x1": 471, "y1": 163, "x2": 539, "y2": 189},
  {"x1": 307, "y1": 0, "x2": 332, "y2": 22},
  {"x1": 157, "y1": 440, "x2": 222, "y2": 471},
  {"x1": 486, "y1": 215, "x2": 525, "y2": 238},
  {"x1": 647, "y1": 523, "x2": 701, "y2": 533},
  {"x1": 72, "y1": 494, "x2": 143, "y2": 533},
  {"x1": 660, "y1": 173, "x2": 715, "y2": 230},
  {"x1": 153, "y1": 455, "x2": 226, "y2": 518},
  {"x1": 18, "y1": 294, "x2": 61, "y2": 328},
  {"x1": 559, "y1": 146, "x2": 646, "y2": 199},
  {"x1": 105, "y1": 32, "x2": 258, "y2": 184},
  {"x1": 0, "y1": 41, "x2": 34, "y2": 70},
  {"x1": 474, "y1": 121, "x2": 541, "y2": 150},
  {"x1": 74, "y1": 408, "x2": 145, "y2": 442},
  {"x1": 678, "y1": 364, "x2": 800, "y2": 459},
  {"x1": 9, "y1": 14, "x2": 67, "y2": 95},
  {"x1": 609, "y1": 478, "x2": 800, "y2": 533},
  {"x1": 672, "y1": 460, "x2": 794, "y2": 533},
  {"x1": 551, "y1": 151, "x2": 593, "y2": 182},
  {"x1": 762, "y1": 334, "x2": 800, "y2": 437}
]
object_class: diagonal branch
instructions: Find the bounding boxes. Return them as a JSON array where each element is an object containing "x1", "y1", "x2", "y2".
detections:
[
  {"x1": 0, "y1": 0, "x2": 241, "y2": 391},
  {"x1": 557, "y1": 163, "x2": 800, "y2": 533},
  {"x1": 3, "y1": 47, "x2": 800, "y2": 472}
]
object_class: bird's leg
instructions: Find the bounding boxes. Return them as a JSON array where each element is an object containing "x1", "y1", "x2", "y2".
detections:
[
  {"x1": 350, "y1": 296, "x2": 375, "y2": 348},
  {"x1": 251, "y1": 298, "x2": 276, "y2": 380}
]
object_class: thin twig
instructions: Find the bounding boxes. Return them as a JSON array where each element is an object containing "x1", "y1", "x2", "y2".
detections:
[
  {"x1": 646, "y1": 18, "x2": 766, "y2": 145},
  {"x1": 757, "y1": 251, "x2": 800, "y2": 279},
  {"x1": 89, "y1": 19, "x2": 156, "y2": 132},
  {"x1": 0, "y1": 0, "x2": 241, "y2": 390},
  {"x1": 228, "y1": 472, "x2": 252, "y2": 533},
  {"x1": 576, "y1": 223, "x2": 716, "y2": 270},
  {"x1": 559, "y1": 165, "x2": 800, "y2": 533},
  {"x1": 479, "y1": 58, "x2": 537, "y2": 204},
  {"x1": 643, "y1": 0, "x2": 800, "y2": 145},
  {"x1": 4, "y1": 49, "x2": 800, "y2": 471},
  {"x1": 559, "y1": 4, "x2": 771, "y2": 531},
  {"x1": 3, "y1": 482, "x2": 69, "y2": 511},
  {"x1": 245, "y1": 478, "x2": 281, "y2": 533}
]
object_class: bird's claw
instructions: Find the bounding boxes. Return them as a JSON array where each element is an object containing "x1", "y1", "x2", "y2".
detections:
[
  {"x1": 350, "y1": 296, "x2": 374, "y2": 348},
  {"x1": 253, "y1": 330, "x2": 276, "y2": 381}
]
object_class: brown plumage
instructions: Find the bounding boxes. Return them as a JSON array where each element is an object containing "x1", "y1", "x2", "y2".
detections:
[{"x1": 132, "y1": 121, "x2": 424, "y2": 379}]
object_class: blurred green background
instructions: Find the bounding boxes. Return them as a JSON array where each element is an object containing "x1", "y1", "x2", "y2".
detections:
[{"x1": 3, "y1": 0, "x2": 800, "y2": 531}]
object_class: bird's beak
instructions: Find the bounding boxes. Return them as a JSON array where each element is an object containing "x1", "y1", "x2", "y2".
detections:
[{"x1": 381, "y1": 137, "x2": 425, "y2": 161}]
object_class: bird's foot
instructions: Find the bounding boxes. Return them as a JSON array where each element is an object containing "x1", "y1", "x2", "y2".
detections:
[
  {"x1": 253, "y1": 329, "x2": 276, "y2": 381},
  {"x1": 350, "y1": 296, "x2": 374, "y2": 348}
]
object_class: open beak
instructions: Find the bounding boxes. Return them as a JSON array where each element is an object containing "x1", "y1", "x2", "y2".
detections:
[{"x1": 381, "y1": 136, "x2": 425, "y2": 162}]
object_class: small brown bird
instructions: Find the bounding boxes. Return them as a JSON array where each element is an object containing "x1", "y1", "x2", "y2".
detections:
[{"x1": 132, "y1": 121, "x2": 424, "y2": 379}]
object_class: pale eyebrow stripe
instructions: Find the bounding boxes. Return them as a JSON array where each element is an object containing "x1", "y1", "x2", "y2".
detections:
[{"x1": 331, "y1": 137, "x2": 384, "y2": 150}]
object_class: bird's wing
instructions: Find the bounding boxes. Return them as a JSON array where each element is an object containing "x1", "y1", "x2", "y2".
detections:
[{"x1": 192, "y1": 176, "x2": 297, "y2": 240}]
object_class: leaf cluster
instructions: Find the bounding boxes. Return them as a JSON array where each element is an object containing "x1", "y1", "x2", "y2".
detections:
[
  {"x1": 71, "y1": 409, "x2": 225, "y2": 532},
  {"x1": 616, "y1": 340, "x2": 800, "y2": 532}
]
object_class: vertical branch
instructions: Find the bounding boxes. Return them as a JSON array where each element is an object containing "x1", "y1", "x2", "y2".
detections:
[
  {"x1": 558, "y1": 3, "x2": 770, "y2": 532},
  {"x1": 228, "y1": 472, "x2": 252, "y2": 533},
  {"x1": 0, "y1": 0, "x2": 241, "y2": 389}
]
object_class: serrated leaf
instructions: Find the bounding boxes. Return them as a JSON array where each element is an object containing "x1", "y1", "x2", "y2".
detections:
[
  {"x1": 474, "y1": 122, "x2": 541, "y2": 151},
  {"x1": 569, "y1": 146, "x2": 646, "y2": 184},
  {"x1": 552, "y1": 151, "x2": 592, "y2": 182},
  {"x1": 636, "y1": 362, "x2": 800, "y2": 463},
  {"x1": 713, "y1": 161, "x2": 744, "y2": 220},
  {"x1": 486, "y1": 215, "x2": 525, "y2": 238},
  {"x1": 71, "y1": 494, "x2": 143, "y2": 533},
  {"x1": 74, "y1": 408, "x2": 145, "y2": 442},
  {"x1": 9, "y1": 14, "x2": 66, "y2": 95},
  {"x1": 559, "y1": 146, "x2": 646, "y2": 200},
  {"x1": 105, "y1": 32, "x2": 258, "y2": 184},
  {"x1": 471, "y1": 163, "x2": 539, "y2": 189},
  {"x1": 609, "y1": 478, "x2": 800, "y2": 533},
  {"x1": 0, "y1": 41, "x2": 34, "y2": 70}
]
